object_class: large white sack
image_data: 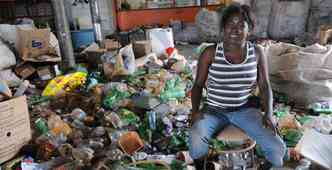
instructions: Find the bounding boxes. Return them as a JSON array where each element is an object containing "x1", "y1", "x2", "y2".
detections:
[
  {"x1": 0, "y1": 69, "x2": 21, "y2": 87},
  {"x1": 0, "y1": 24, "x2": 33, "y2": 45},
  {"x1": 266, "y1": 42, "x2": 332, "y2": 106},
  {"x1": 0, "y1": 40, "x2": 16, "y2": 70}
]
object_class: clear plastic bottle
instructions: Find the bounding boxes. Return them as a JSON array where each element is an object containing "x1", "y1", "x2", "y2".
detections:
[
  {"x1": 91, "y1": 126, "x2": 106, "y2": 137},
  {"x1": 71, "y1": 108, "x2": 87, "y2": 121},
  {"x1": 47, "y1": 114, "x2": 72, "y2": 137}
]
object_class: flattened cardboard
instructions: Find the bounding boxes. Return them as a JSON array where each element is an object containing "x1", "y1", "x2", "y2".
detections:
[
  {"x1": 15, "y1": 63, "x2": 36, "y2": 79},
  {"x1": 0, "y1": 96, "x2": 31, "y2": 164}
]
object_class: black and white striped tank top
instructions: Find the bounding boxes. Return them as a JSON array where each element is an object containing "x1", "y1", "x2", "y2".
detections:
[{"x1": 206, "y1": 42, "x2": 257, "y2": 108}]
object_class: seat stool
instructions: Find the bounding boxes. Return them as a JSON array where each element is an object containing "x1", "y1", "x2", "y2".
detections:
[{"x1": 211, "y1": 125, "x2": 256, "y2": 170}]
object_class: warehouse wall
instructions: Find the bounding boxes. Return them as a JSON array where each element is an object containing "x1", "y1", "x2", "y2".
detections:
[
  {"x1": 66, "y1": 0, "x2": 116, "y2": 36},
  {"x1": 307, "y1": 0, "x2": 332, "y2": 33}
]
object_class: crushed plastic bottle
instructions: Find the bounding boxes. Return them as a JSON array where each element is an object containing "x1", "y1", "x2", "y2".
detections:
[
  {"x1": 309, "y1": 101, "x2": 332, "y2": 114},
  {"x1": 72, "y1": 147, "x2": 95, "y2": 164},
  {"x1": 35, "y1": 118, "x2": 49, "y2": 135},
  {"x1": 71, "y1": 108, "x2": 87, "y2": 121},
  {"x1": 47, "y1": 114, "x2": 72, "y2": 137},
  {"x1": 91, "y1": 126, "x2": 106, "y2": 137}
]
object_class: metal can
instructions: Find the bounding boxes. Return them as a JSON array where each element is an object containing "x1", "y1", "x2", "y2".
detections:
[{"x1": 148, "y1": 111, "x2": 157, "y2": 130}]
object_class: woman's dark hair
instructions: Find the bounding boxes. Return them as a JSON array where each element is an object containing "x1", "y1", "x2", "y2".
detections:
[{"x1": 220, "y1": 3, "x2": 255, "y2": 31}]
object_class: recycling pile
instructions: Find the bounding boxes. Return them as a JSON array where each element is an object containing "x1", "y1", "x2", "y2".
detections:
[{"x1": 1, "y1": 44, "x2": 197, "y2": 170}]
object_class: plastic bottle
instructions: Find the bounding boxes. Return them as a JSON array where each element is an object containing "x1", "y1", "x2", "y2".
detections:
[
  {"x1": 295, "y1": 159, "x2": 311, "y2": 170},
  {"x1": 162, "y1": 117, "x2": 173, "y2": 136},
  {"x1": 71, "y1": 108, "x2": 87, "y2": 121},
  {"x1": 91, "y1": 126, "x2": 106, "y2": 137},
  {"x1": 71, "y1": 119, "x2": 88, "y2": 130},
  {"x1": 13, "y1": 80, "x2": 29, "y2": 97},
  {"x1": 72, "y1": 147, "x2": 94, "y2": 164},
  {"x1": 35, "y1": 118, "x2": 49, "y2": 135},
  {"x1": 47, "y1": 114, "x2": 72, "y2": 137},
  {"x1": 309, "y1": 101, "x2": 332, "y2": 113},
  {"x1": 88, "y1": 138, "x2": 105, "y2": 149},
  {"x1": 160, "y1": 89, "x2": 185, "y2": 101}
]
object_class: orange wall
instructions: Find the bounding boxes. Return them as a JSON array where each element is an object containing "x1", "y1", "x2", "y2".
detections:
[{"x1": 117, "y1": 6, "x2": 219, "y2": 31}]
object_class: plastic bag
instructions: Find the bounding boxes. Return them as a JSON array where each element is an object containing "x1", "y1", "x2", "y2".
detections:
[
  {"x1": 295, "y1": 129, "x2": 332, "y2": 169},
  {"x1": 0, "y1": 39, "x2": 16, "y2": 70},
  {"x1": 114, "y1": 44, "x2": 136, "y2": 76},
  {"x1": 267, "y1": 43, "x2": 332, "y2": 106},
  {"x1": 0, "y1": 69, "x2": 21, "y2": 87},
  {"x1": 42, "y1": 72, "x2": 87, "y2": 97},
  {"x1": 302, "y1": 115, "x2": 332, "y2": 134}
]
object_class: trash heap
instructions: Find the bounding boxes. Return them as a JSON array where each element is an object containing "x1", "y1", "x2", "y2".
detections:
[{"x1": 1, "y1": 35, "x2": 198, "y2": 169}]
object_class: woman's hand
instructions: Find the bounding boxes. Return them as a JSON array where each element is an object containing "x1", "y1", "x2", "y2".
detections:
[
  {"x1": 190, "y1": 111, "x2": 203, "y2": 127},
  {"x1": 263, "y1": 114, "x2": 278, "y2": 136}
]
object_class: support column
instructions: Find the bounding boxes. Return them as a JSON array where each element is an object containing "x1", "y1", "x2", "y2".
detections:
[{"x1": 51, "y1": 0, "x2": 76, "y2": 70}]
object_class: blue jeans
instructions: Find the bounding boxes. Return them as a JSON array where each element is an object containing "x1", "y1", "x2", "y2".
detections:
[{"x1": 189, "y1": 106, "x2": 286, "y2": 168}]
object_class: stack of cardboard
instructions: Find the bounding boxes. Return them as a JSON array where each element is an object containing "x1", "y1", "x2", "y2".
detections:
[{"x1": 0, "y1": 81, "x2": 31, "y2": 164}]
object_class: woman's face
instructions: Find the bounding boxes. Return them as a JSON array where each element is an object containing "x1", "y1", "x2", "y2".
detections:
[{"x1": 223, "y1": 13, "x2": 249, "y2": 46}]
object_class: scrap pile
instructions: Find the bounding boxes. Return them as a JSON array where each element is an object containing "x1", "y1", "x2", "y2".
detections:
[{"x1": 0, "y1": 25, "x2": 198, "y2": 170}]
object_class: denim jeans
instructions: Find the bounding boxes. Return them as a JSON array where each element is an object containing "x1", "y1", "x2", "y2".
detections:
[{"x1": 189, "y1": 106, "x2": 286, "y2": 167}]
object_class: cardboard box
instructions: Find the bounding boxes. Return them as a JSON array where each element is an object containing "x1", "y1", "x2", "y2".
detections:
[
  {"x1": 0, "y1": 96, "x2": 31, "y2": 164},
  {"x1": 37, "y1": 66, "x2": 53, "y2": 81},
  {"x1": 104, "y1": 39, "x2": 121, "y2": 51},
  {"x1": 86, "y1": 48, "x2": 107, "y2": 68},
  {"x1": 133, "y1": 40, "x2": 152, "y2": 58},
  {"x1": 118, "y1": 131, "x2": 144, "y2": 155},
  {"x1": 15, "y1": 63, "x2": 36, "y2": 79},
  {"x1": 16, "y1": 28, "x2": 50, "y2": 60}
]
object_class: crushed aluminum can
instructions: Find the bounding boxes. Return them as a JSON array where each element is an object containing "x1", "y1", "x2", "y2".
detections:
[
  {"x1": 106, "y1": 149, "x2": 124, "y2": 161},
  {"x1": 104, "y1": 112, "x2": 123, "y2": 128},
  {"x1": 162, "y1": 117, "x2": 173, "y2": 136},
  {"x1": 133, "y1": 152, "x2": 148, "y2": 161},
  {"x1": 148, "y1": 111, "x2": 157, "y2": 130}
]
